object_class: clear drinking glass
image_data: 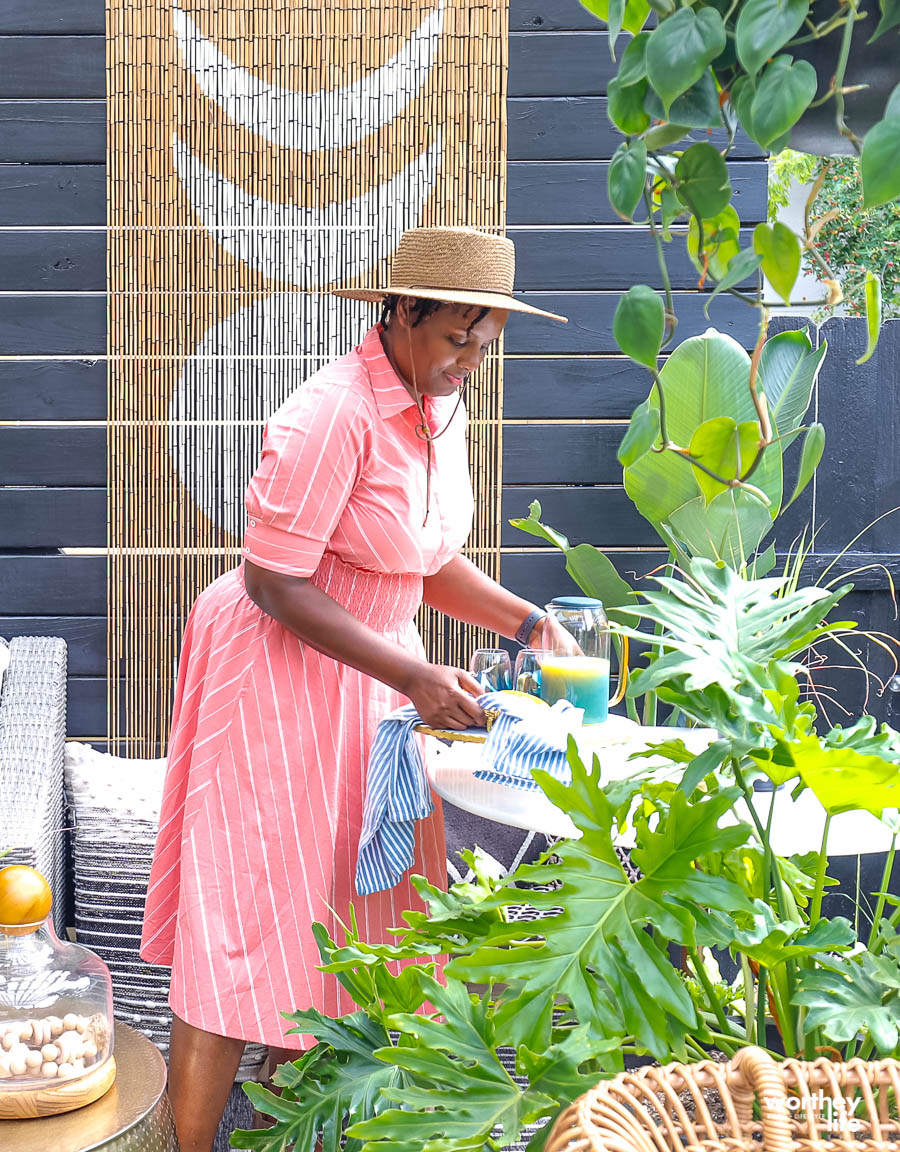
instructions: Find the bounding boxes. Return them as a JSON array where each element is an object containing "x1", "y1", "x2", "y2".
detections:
[
  {"x1": 469, "y1": 649, "x2": 512, "y2": 692},
  {"x1": 513, "y1": 648, "x2": 547, "y2": 698}
]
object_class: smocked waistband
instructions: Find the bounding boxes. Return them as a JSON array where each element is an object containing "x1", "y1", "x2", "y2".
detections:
[{"x1": 311, "y1": 552, "x2": 422, "y2": 632}]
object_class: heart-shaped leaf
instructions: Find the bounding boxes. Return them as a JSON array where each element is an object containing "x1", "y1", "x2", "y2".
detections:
[
  {"x1": 753, "y1": 221, "x2": 801, "y2": 305},
  {"x1": 736, "y1": 0, "x2": 809, "y2": 77},
  {"x1": 643, "y1": 71, "x2": 724, "y2": 129},
  {"x1": 857, "y1": 269, "x2": 883, "y2": 364},
  {"x1": 886, "y1": 81, "x2": 900, "y2": 120},
  {"x1": 675, "y1": 142, "x2": 732, "y2": 218},
  {"x1": 784, "y1": 421, "x2": 825, "y2": 509},
  {"x1": 618, "y1": 31, "x2": 650, "y2": 84},
  {"x1": 613, "y1": 285, "x2": 665, "y2": 368},
  {"x1": 750, "y1": 56, "x2": 817, "y2": 149},
  {"x1": 688, "y1": 416, "x2": 761, "y2": 502},
  {"x1": 704, "y1": 248, "x2": 764, "y2": 316},
  {"x1": 644, "y1": 122, "x2": 690, "y2": 149},
  {"x1": 565, "y1": 544, "x2": 638, "y2": 611},
  {"x1": 608, "y1": 76, "x2": 652, "y2": 135},
  {"x1": 618, "y1": 398, "x2": 661, "y2": 467},
  {"x1": 580, "y1": 0, "x2": 652, "y2": 35},
  {"x1": 862, "y1": 116, "x2": 900, "y2": 209},
  {"x1": 609, "y1": 139, "x2": 648, "y2": 221},
  {"x1": 645, "y1": 7, "x2": 726, "y2": 115},
  {"x1": 872, "y1": 0, "x2": 900, "y2": 39},
  {"x1": 687, "y1": 204, "x2": 741, "y2": 280}
]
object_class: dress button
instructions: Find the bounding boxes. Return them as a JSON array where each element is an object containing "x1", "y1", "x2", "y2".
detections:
[
  {"x1": 243, "y1": 545, "x2": 250, "y2": 552},
  {"x1": 249, "y1": 519, "x2": 257, "y2": 527}
]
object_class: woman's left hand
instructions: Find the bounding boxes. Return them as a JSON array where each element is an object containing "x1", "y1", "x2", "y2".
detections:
[{"x1": 530, "y1": 613, "x2": 581, "y2": 654}]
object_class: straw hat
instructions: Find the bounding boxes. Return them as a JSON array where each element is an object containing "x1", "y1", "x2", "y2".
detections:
[{"x1": 333, "y1": 226, "x2": 568, "y2": 323}]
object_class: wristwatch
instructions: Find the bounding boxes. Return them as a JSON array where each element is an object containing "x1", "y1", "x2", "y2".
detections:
[{"x1": 515, "y1": 607, "x2": 547, "y2": 646}]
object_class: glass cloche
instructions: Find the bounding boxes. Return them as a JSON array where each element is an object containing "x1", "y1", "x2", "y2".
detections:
[{"x1": 0, "y1": 868, "x2": 114, "y2": 1108}]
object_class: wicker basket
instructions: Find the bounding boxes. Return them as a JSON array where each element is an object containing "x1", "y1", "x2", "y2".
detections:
[{"x1": 545, "y1": 1046, "x2": 900, "y2": 1152}]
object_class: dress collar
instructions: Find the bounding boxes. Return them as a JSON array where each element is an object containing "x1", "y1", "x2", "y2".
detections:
[{"x1": 359, "y1": 325, "x2": 418, "y2": 420}]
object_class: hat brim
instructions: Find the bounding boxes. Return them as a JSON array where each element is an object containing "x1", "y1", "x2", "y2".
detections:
[{"x1": 332, "y1": 285, "x2": 568, "y2": 324}]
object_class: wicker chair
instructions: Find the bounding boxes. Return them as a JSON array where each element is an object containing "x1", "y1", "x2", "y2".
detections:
[
  {"x1": 0, "y1": 635, "x2": 68, "y2": 934},
  {"x1": 546, "y1": 1046, "x2": 900, "y2": 1152}
]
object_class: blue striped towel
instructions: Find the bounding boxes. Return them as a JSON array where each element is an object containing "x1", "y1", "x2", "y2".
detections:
[{"x1": 355, "y1": 693, "x2": 582, "y2": 895}]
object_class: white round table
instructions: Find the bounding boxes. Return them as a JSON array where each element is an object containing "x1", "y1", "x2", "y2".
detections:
[{"x1": 426, "y1": 721, "x2": 896, "y2": 856}]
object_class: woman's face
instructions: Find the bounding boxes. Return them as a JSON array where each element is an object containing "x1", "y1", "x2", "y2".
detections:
[{"x1": 386, "y1": 298, "x2": 509, "y2": 398}]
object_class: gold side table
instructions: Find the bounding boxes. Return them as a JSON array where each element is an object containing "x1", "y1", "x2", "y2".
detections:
[{"x1": 0, "y1": 1022, "x2": 177, "y2": 1152}]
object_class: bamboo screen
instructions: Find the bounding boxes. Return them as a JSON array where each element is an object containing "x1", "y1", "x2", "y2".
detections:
[{"x1": 107, "y1": 0, "x2": 508, "y2": 754}]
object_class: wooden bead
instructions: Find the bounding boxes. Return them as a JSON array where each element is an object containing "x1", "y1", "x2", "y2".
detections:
[
  {"x1": 82, "y1": 1040, "x2": 97, "y2": 1061},
  {"x1": 47, "y1": 1016, "x2": 63, "y2": 1038},
  {"x1": 24, "y1": 1049, "x2": 43, "y2": 1071},
  {"x1": 75, "y1": 1017, "x2": 88, "y2": 1034},
  {"x1": 62, "y1": 1014, "x2": 79, "y2": 1032},
  {"x1": 40, "y1": 1043, "x2": 59, "y2": 1062},
  {"x1": 1, "y1": 1031, "x2": 18, "y2": 1052},
  {"x1": 41, "y1": 1061, "x2": 59, "y2": 1078},
  {"x1": 9, "y1": 1049, "x2": 28, "y2": 1077},
  {"x1": 0, "y1": 1056, "x2": 11, "y2": 1078},
  {"x1": 57, "y1": 1062, "x2": 76, "y2": 1079},
  {"x1": 18, "y1": 1022, "x2": 32, "y2": 1042}
]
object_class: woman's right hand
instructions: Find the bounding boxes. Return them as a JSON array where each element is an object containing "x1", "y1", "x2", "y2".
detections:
[{"x1": 406, "y1": 664, "x2": 486, "y2": 731}]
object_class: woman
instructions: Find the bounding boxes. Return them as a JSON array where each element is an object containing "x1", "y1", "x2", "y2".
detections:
[{"x1": 140, "y1": 226, "x2": 569, "y2": 1152}]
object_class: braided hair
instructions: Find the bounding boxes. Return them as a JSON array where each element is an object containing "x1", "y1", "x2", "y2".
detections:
[{"x1": 379, "y1": 295, "x2": 490, "y2": 332}]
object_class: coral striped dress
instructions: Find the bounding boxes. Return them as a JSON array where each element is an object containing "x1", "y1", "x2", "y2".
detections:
[{"x1": 140, "y1": 325, "x2": 473, "y2": 1046}]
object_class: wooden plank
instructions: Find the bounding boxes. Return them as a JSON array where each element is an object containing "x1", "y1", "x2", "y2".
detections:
[
  {"x1": 505, "y1": 292, "x2": 760, "y2": 354},
  {"x1": 510, "y1": 0, "x2": 609, "y2": 30},
  {"x1": 509, "y1": 99, "x2": 764, "y2": 161},
  {"x1": 0, "y1": 555, "x2": 105, "y2": 613},
  {"x1": 0, "y1": 359, "x2": 106, "y2": 420},
  {"x1": 508, "y1": 161, "x2": 768, "y2": 225},
  {"x1": 503, "y1": 425, "x2": 624, "y2": 484},
  {"x1": 0, "y1": 37, "x2": 104, "y2": 98},
  {"x1": 509, "y1": 32, "x2": 620, "y2": 96},
  {"x1": 503, "y1": 357, "x2": 655, "y2": 420},
  {"x1": 814, "y1": 318, "x2": 900, "y2": 554},
  {"x1": 0, "y1": 295, "x2": 104, "y2": 353},
  {"x1": 0, "y1": 229, "x2": 105, "y2": 290},
  {"x1": 0, "y1": 165, "x2": 105, "y2": 226},
  {"x1": 0, "y1": 2, "x2": 104, "y2": 34},
  {"x1": 511, "y1": 227, "x2": 758, "y2": 291},
  {"x1": 67, "y1": 676, "x2": 105, "y2": 738},
  {"x1": 0, "y1": 101, "x2": 105, "y2": 163},
  {"x1": 0, "y1": 487, "x2": 105, "y2": 547},
  {"x1": 0, "y1": 427, "x2": 105, "y2": 484},
  {"x1": 501, "y1": 486, "x2": 654, "y2": 547},
  {"x1": 0, "y1": 617, "x2": 104, "y2": 675}
]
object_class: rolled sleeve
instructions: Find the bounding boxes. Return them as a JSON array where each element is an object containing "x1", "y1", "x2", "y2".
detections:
[{"x1": 243, "y1": 385, "x2": 370, "y2": 577}]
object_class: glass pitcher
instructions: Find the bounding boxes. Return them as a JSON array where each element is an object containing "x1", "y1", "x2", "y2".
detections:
[{"x1": 540, "y1": 597, "x2": 629, "y2": 724}]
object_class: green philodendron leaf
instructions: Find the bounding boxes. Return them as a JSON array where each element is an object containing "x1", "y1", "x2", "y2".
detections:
[
  {"x1": 886, "y1": 81, "x2": 900, "y2": 119},
  {"x1": 645, "y1": 7, "x2": 726, "y2": 115},
  {"x1": 618, "y1": 31, "x2": 650, "y2": 84},
  {"x1": 608, "y1": 76, "x2": 652, "y2": 135},
  {"x1": 763, "y1": 731, "x2": 900, "y2": 816},
  {"x1": 857, "y1": 269, "x2": 883, "y2": 364},
  {"x1": 783, "y1": 421, "x2": 824, "y2": 509},
  {"x1": 565, "y1": 544, "x2": 638, "y2": 613},
  {"x1": 753, "y1": 221, "x2": 801, "y2": 306},
  {"x1": 675, "y1": 142, "x2": 732, "y2": 219},
  {"x1": 750, "y1": 56, "x2": 817, "y2": 150},
  {"x1": 624, "y1": 329, "x2": 783, "y2": 533},
  {"x1": 687, "y1": 204, "x2": 741, "y2": 280},
  {"x1": 688, "y1": 416, "x2": 761, "y2": 502},
  {"x1": 862, "y1": 116, "x2": 900, "y2": 208},
  {"x1": 448, "y1": 755, "x2": 753, "y2": 1058},
  {"x1": 643, "y1": 71, "x2": 724, "y2": 130},
  {"x1": 872, "y1": 0, "x2": 900, "y2": 39},
  {"x1": 795, "y1": 953, "x2": 900, "y2": 1054},
  {"x1": 579, "y1": 0, "x2": 652, "y2": 35},
  {"x1": 608, "y1": 138, "x2": 648, "y2": 220},
  {"x1": 729, "y1": 75, "x2": 758, "y2": 142},
  {"x1": 704, "y1": 248, "x2": 763, "y2": 316},
  {"x1": 666, "y1": 487, "x2": 773, "y2": 567},
  {"x1": 618, "y1": 398, "x2": 661, "y2": 466},
  {"x1": 509, "y1": 500, "x2": 570, "y2": 552},
  {"x1": 613, "y1": 284, "x2": 665, "y2": 368},
  {"x1": 644, "y1": 122, "x2": 690, "y2": 149},
  {"x1": 758, "y1": 328, "x2": 826, "y2": 437},
  {"x1": 233, "y1": 1012, "x2": 403, "y2": 1152},
  {"x1": 735, "y1": 0, "x2": 809, "y2": 77},
  {"x1": 733, "y1": 907, "x2": 856, "y2": 968},
  {"x1": 608, "y1": 0, "x2": 626, "y2": 43}
]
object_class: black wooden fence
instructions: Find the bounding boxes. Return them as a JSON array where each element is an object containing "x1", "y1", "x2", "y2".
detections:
[{"x1": 0, "y1": 0, "x2": 897, "y2": 743}]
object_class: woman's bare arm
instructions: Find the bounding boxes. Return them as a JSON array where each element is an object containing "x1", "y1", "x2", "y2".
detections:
[{"x1": 243, "y1": 559, "x2": 484, "y2": 729}]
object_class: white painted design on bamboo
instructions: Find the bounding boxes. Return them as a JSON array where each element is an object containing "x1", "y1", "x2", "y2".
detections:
[
  {"x1": 172, "y1": 132, "x2": 442, "y2": 289},
  {"x1": 171, "y1": 0, "x2": 445, "y2": 152}
]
